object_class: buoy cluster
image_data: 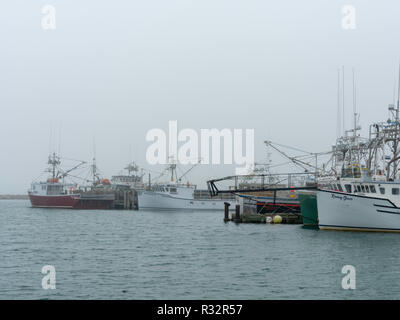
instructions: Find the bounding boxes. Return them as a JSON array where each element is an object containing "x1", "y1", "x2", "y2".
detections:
[{"x1": 266, "y1": 215, "x2": 283, "y2": 224}]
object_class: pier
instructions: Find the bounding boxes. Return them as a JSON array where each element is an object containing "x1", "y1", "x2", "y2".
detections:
[
  {"x1": 75, "y1": 185, "x2": 139, "y2": 210},
  {"x1": 210, "y1": 172, "x2": 318, "y2": 224},
  {"x1": 223, "y1": 202, "x2": 303, "y2": 224},
  {"x1": 112, "y1": 186, "x2": 139, "y2": 210}
]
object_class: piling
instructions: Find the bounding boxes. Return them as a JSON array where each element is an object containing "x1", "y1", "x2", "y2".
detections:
[
  {"x1": 133, "y1": 191, "x2": 139, "y2": 210},
  {"x1": 224, "y1": 202, "x2": 230, "y2": 222},
  {"x1": 234, "y1": 204, "x2": 241, "y2": 223}
]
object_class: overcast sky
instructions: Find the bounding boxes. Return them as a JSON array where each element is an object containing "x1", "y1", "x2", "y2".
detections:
[{"x1": 1, "y1": 0, "x2": 400, "y2": 193}]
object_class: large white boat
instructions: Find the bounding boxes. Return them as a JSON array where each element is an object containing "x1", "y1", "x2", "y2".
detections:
[
  {"x1": 317, "y1": 187, "x2": 400, "y2": 232},
  {"x1": 317, "y1": 75, "x2": 400, "y2": 232}
]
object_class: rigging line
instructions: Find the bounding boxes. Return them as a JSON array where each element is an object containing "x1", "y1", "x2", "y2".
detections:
[
  {"x1": 144, "y1": 168, "x2": 163, "y2": 174},
  {"x1": 32, "y1": 171, "x2": 46, "y2": 183},
  {"x1": 265, "y1": 140, "x2": 314, "y2": 154},
  {"x1": 59, "y1": 156, "x2": 87, "y2": 163},
  {"x1": 64, "y1": 173, "x2": 90, "y2": 182}
]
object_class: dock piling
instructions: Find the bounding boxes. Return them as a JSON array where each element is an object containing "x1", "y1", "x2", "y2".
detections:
[
  {"x1": 224, "y1": 202, "x2": 230, "y2": 222},
  {"x1": 234, "y1": 204, "x2": 241, "y2": 223}
]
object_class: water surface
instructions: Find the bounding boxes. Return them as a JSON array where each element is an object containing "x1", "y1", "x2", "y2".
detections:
[{"x1": 1, "y1": 200, "x2": 400, "y2": 299}]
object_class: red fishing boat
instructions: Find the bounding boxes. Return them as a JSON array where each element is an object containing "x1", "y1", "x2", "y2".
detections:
[{"x1": 28, "y1": 153, "x2": 115, "y2": 209}]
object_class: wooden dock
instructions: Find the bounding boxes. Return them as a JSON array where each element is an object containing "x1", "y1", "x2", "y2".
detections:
[
  {"x1": 223, "y1": 203, "x2": 302, "y2": 224},
  {"x1": 112, "y1": 186, "x2": 138, "y2": 210}
]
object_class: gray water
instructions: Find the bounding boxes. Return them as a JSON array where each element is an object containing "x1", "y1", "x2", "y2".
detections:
[{"x1": 1, "y1": 200, "x2": 400, "y2": 299}]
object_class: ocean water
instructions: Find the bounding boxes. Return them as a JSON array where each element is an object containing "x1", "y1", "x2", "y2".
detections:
[{"x1": 1, "y1": 200, "x2": 400, "y2": 300}]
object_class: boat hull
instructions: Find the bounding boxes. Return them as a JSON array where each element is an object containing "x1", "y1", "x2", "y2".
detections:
[
  {"x1": 137, "y1": 191, "x2": 235, "y2": 210},
  {"x1": 28, "y1": 193, "x2": 114, "y2": 210},
  {"x1": 317, "y1": 190, "x2": 400, "y2": 232},
  {"x1": 28, "y1": 193, "x2": 80, "y2": 208},
  {"x1": 298, "y1": 192, "x2": 319, "y2": 228}
]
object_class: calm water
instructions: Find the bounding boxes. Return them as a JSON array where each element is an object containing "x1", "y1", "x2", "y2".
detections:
[{"x1": 1, "y1": 200, "x2": 400, "y2": 299}]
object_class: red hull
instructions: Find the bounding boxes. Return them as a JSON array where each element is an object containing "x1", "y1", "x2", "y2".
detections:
[
  {"x1": 29, "y1": 194, "x2": 80, "y2": 208},
  {"x1": 28, "y1": 194, "x2": 114, "y2": 210}
]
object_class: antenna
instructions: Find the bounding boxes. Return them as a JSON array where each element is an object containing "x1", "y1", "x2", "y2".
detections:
[
  {"x1": 342, "y1": 65, "x2": 345, "y2": 135},
  {"x1": 352, "y1": 67, "x2": 357, "y2": 136},
  {"x1": 397, "y1": 62, "x2": 400, "y2": 121},
  {"x1": 393, "y1": 75, "x2": 396, "y2": 108},
  {"x1": 58, "y1": 121, "x2": 62, "y2": 157},
  {"x1": 337, "y1": 68, "x2": 341, "y2": 138},
  {"x1": 92, "y1": 137, "x2": 97, "y2": 184},
  {"x1": 49, "y1": 123, "x2": 53, "y2": 155}
]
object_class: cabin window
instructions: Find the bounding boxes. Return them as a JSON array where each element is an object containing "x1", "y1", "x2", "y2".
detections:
[
  {"x1": 345, "y1": 184, "x2": 352, "y2": 193},
  {"x1": 337, "y1": 184, "x2": 343, "y2": 192},
  {"x1": 357, "y1": 185, "x2": 361, "y2": 192},
  {"x1": 361, "y1": 185, "x2": 365, "y2": 192},
  {"x1": 365, "y1": 185, "x2": 370, "y2": 193},
  {"x1": 380, "y1": 187, "x2": 385, "y2": 195},
  {"x1": 170, "y1": 187, "x2": 177, "y2": 193},
  {"x1": 370, "y1": 185, "x2": 376, "y2": 193},
  {"x1": 47, "y1": 185, "x2": 62, "y2": 195},
  {"x1": 392, "y1": 188, "x2": 399, "y2": 195}
]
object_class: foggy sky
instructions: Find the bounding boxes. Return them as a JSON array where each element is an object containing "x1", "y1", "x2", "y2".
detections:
[{"x1": 1, "y1": 0, "x2": 400, "y2": 193}]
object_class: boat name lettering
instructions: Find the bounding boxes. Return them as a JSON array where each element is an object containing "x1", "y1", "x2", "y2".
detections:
[{"x1": 330, "y1": 194, "x2": 353, "y2": 201}]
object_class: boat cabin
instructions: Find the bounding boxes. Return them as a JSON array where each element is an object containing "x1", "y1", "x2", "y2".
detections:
[{"x1": 29, "y1": 181, "x2": 77, "y2": 196}]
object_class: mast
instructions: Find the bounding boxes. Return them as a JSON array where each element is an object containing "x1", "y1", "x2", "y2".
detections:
[
  {"x1": 47, "y1": 152, "x2": 60, "y2": 180},
  {"x1": 352, "y1": 68, "x2": 357, "y2": 138},
  {"x1": 392, "y1": 64, "x2": 400, "y2": 178},
  {"x1": 91, "y1": 138, "x2": 99, "y2": 184},
  {"x1": 167, "y1": 156, "x2": 178, "y2": 182},
  {"x1": 352, "y1": 68, "x2": 358, "y2": 165},
  {"x1": 337, "y1": 68, "x2": 341, "y2": 138},
  {"x1": 397, "y1": 63, "x2": 400, "y2": 121}
]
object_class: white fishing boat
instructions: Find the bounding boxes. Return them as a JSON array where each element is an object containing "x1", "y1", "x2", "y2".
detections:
[
  {"x1": 137, "y1": 183, "x2": 235, "y2": 210},
  {"x1": 137, "y1": 161, "x2": 235, "y2": 210},
  {"x1": 317, "y1": 68, "x2": 400, "y2": 232}
]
